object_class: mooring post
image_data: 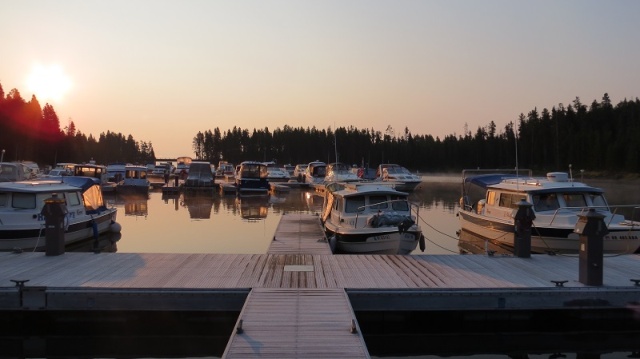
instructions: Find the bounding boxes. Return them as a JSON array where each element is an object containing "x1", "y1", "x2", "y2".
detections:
[
  {"x1": 513, "y1": 199, "x2": 535, "y2": 258},
  {"x1": 575, "y1": 208, "x2": 608, "y2": 286},
  {"x1": 41, "y1": 194, "x2": 68, "y2": 256}
]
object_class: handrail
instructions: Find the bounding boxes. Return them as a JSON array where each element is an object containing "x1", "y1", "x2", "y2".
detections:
[{"x1": 544, "y1": 204, "x2": 640, "y2": 229}]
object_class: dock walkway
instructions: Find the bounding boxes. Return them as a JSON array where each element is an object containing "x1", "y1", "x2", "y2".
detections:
[{"x1": 0, "y1": 213, "x2": 639, "y2": 358}]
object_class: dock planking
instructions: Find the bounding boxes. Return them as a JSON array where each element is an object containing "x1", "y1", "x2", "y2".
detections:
[{"x1": 0, "y1": 213, "x2": 639, "y2": 357}]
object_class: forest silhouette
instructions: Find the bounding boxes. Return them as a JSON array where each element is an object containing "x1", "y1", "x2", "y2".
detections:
[{"x1": 1, "y1": 81, "x2": 638, "y2": 174}]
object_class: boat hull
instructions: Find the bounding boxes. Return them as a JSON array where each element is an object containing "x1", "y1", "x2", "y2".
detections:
[
  {"x1": 326, "y1": 225, "x2": 421, "y2": 255},
  {"x1": 0, "y1": 208, "x2": 118, "y2": 251},
  {"x1": 459, "y1": 210, "x2": 640, "y2": 254}
]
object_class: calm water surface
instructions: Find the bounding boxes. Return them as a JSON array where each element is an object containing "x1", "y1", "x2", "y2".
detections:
[{"x1": 68, "y1": 175, "x2": 640, "y2": 358}]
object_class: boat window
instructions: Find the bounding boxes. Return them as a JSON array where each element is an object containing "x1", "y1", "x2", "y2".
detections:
[
  {"x1": 486, "y1": 191, "x2": 497, "y2": 205},
  {"x1": 369, "y1": 195, "x2": 388, "y2": 210},
  {"x1": 498, "y1": 193, "x2": 524, "y2": 209},
  {"x1": 563, "y1": 193, "x2": 586, "y2": 208},
  {"x1": 0, "y1": 192, "x2": 7, "y2": 207},
  {"x1": 533, "y1": 193, "x2": 560, "y2": 211},
  {"x1": 66, "y1": 192, "x2": 82, "y2": 206},
  {"x1": 588, "y1": 193, "x2": 607, "y2": 207},
  {"x1": 390, "y1": 196, "x2": 409, "y2": 211},
  {"x1": 345, "y1": 196, "x2": 366, "y2": 213},
  {"x1": 12, "y1": 193, "x2": 36, "y2": 209}
]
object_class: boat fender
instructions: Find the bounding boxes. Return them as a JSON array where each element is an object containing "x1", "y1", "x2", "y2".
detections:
[
  {"x1": 329, "y1": 235, "x2": 337, "y2": 253},
  {"x1": 397, "y1": 217, "x2": 415, "y2": 233},
  {"x1": 419, "y1": 234, "x2": 426, "y2": 252},
  {"x1": 110, "y1": 222, "x2": 122, "y2": 233}
]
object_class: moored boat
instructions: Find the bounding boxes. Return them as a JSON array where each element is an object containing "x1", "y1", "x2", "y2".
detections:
[
  {"x1": 375, "y1": 164, "x2": 422, "y2": 191},
  {"x1": 304, "y1": 161, "x2": 326, "y2": 185},
  {"x1": 116, "y1": 165, "x2": 150, "y2": 194},
  {"x1": 458, "y1": 169, "x2": 640, "y2": 254},
  {"x1": 235, "y1": 161, "x2": 270, "y2": 194},
  {"x1": 263, "y1": 161, "x2": 290, "y2": 183},
  {"x1": 321, "y1": 182, "x2": 424, "y2": 254},
  {"x1": 0, "y1": 177, "x2": 119, "y2": 251},
  {"x1": 324, "y1": 162, "x2": 359, "y2": 183}
]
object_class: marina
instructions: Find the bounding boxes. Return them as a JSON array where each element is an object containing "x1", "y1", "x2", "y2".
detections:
[{"x1": 0, "y1": 175, "x2": 639, "y2": 357}]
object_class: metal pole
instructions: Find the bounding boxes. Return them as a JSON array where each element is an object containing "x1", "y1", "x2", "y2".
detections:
[{"x1": 1, "y1": 149, "x2": 5, "y2": 162}]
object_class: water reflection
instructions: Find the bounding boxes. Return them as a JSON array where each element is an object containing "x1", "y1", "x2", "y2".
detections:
[{"x1": 237, "y1": 194, "x2": 270, "y2": 221}]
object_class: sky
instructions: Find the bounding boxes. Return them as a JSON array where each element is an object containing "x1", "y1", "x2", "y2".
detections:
[{"x1": 2, "y1": 0, "x2": 639, "y2": 158}]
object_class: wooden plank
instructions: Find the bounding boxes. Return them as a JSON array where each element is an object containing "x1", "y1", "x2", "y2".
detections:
[{"x1": 223, "y1": 288, "x2": 369, "y2": 359}]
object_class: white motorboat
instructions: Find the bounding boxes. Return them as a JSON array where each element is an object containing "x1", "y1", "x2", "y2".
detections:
[
  {"x1": 321, "y1": 182, "x2": 424, "y2": 254},
  {"x1": 304, "y1": 161, "x2": 326, "y2": 185},
  {"x1": 0, "y1": 177, "x2": 119, "y2": 251},
  {"x1": 263, "y1": 161, "x2": 290, "y2": 183},
  {"x1": 72, "y1": 163, "x2": 115, "y2": 193},
  {"x1": 324, "y1": 162, "x2": 359, "y2": 183},
  {"x1": 458, "y1": 169, "x2": 640, "y2": 254},
  {"x1": 375, "y1": 164, "x2": 422, "y2": 191},
  {"x1": 116, "y1": 165, "x2": 150, "y2": 194},
  {"x1": 216, "y1": 161, "x2": 236, "y2": 182},
  {"x1": 0, "y1": 162, "x2": 31, "y2": 182}
]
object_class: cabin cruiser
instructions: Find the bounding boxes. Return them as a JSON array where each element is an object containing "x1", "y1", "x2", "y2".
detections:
[
  {"x1": 375, "y1": 164, "x2": 422, "y2": 191},
  {"x1": 0, "y1": 177, "x2": 119, "y2": 251},
  {"x1": 116, "y1": 165, "x2": 150, "y2": 194},
  {"x1": 458, "y1": 170, "x2": 640, "y2": 254},
  {"x1": 106, "y1": 163, "x2": 126, "y2": 183},
  {"x1": 321, "y1": 182, "x2": 424, "y2": 254},
  {"x1": 235, "y1": 161, "x2": 270, "y2": 194},
  {"x1": 216, "y1": 161, "x2": 236, "y2": 181},
  {"x1": 72, "y1": 163, "x2": 115, "y2": 193},
  {"x1": 324, "y1": 162, "x2": 359, "y2": 183},
  {"x1": 263, "y1": 161, "x2": 290, "y2": 183},
  {"x1": 0, "y1": 162, "x2": 31, "y2": 182},
  {"x1": 304, "y1": 161, "x2": 326, "y2": 185},
  {"x1": 184, "y1": 161, "x2": 215, "y2": 188}
]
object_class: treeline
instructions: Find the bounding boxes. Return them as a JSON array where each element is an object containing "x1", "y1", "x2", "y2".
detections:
[
  {"x1": 192, "y1": 93, "x2": 640, "y2": 173},
  {"x1": 0, "y1": 82, "x2": 155, "y2": 166}
]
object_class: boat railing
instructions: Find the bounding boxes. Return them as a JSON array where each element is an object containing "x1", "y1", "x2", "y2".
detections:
[
  {"x1": 545, "y1": 204, "x2": 640, "y2": 229},
  {"x1": 354, "y1": 200, "x2": 420, "y2": 229}
]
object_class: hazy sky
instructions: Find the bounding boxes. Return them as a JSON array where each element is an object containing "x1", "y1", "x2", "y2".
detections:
[{"x1": 2, "y1": 0, "x2": 639, "y2": 158}]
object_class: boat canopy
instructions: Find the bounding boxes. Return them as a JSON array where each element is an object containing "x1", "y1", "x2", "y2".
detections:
[
  {"x1": 62, "y1": 176, "x2": 107, "y2": 213},
  {"x1": 464, "y1": 174, "x2": 519, "y2": 188},
  {"x1": 464, "y1": 173, "x2": 604, "y2": 195}
]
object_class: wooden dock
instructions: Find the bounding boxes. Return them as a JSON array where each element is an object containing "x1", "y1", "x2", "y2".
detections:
[{"x1": 1, "y1": 213, "x2": 639, "y2": 358}]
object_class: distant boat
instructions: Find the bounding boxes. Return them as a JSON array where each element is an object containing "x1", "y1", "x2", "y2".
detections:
[
  {"x1": 184, "y1": 161, "x2": 215, "y2": 188},
  {"x1": 304, "y1": 161, "x2": 326, "y2": 185},
  {"x1": 0, "y1": 177, "x2": 119, "y2": 251},
  {"x1": 117, "y1": 165, "x2": 150, "y2": 194},
  {"x1": 324, "y1": 162, "x2": 359, "y2": 183},
  {"x1": 72, "y1": 163, "x2": 115, "y2": 193},
  {"x1": 0, "y1": 162, "x2": 31, "y2": 182},
  {"x1": 263, "y1": 161, "x2": 290, "y2": 183},
  {"x1": 375, "y1": 164, "x2": 422, "y2": 191},
  {"x1": 235, "y1": 161, "x2": 270, "y2": 194}
]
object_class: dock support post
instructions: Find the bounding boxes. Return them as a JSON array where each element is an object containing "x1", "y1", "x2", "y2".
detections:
[
  {"x1": 41, "y1": 194, "x2": 68, "y2": 256},
  {"x1": 575, "y1": 208, "x2": 608, "y2": 286},
  {"x1": 513, "y1": 200, "x2": 535, "y2": 258}
]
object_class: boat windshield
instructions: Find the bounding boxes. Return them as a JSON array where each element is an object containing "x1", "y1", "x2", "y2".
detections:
[
  {"x1": 369, "y1": 195, "x2": 389, "y2": 210},
  {"x1": 345, "y1": 196, "x2": 366, "y2": 213},
  {"x1": 533, "y1": 193, "x2": 560, "y2": 212}
]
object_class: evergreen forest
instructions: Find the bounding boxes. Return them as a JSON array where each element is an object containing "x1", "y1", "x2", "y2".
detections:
[
  {"x1": 1, "y1": 79, "x2": 638, "y2": 175},
  {"x1": 193, "y1": 94, "x2": 640, "y2": 174},
  {"x1": 0, "y1": 82, "x2": 155, "y2": 166}
]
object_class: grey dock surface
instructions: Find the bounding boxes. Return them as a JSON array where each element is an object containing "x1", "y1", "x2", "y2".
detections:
[{"x1": 1, "y1": 213, "x2": 639, "y2": 358}]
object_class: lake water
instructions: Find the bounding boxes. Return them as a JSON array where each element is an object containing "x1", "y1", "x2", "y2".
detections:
[{"x1": 66, "y1": 175, "x2": 640, "y2": 358}]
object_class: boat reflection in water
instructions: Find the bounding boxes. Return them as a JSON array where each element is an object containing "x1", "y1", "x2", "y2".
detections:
[
  {"x1": 237, "y1": 194, "x2": 270, "y2": 221},
  {"x1": 106, "y1": 193, "x2": 149, "y2": 218},
  {"x1": 182, "y1": 192, "x2": 214, "y2": 220}
]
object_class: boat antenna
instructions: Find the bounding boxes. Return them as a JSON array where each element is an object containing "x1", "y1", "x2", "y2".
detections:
[
  {"x1": 569, "y1": 164, "x2": 574, "y2": 186},
  {"x1": 334, "y1": 124, "x2": 338, "y2": 163}
]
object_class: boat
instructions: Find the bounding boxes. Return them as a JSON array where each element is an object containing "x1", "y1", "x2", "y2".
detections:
[
  {"x1": 235, "y1": 161, "x2": 270, "y2": 194},
  {"x1": 72, "y1": 163, "x2": 116, "y2": 193},
  {"x1": 263, "y1": 161, "x2": 290, "y2": 183},
  {"x1": 324, "y1": 162, "x2": 359, "y2": 183},
  {"x1": 116, "y1": 165, "x2": 150, "y2": 194},
  {"x1": 216, "y1": 161, "x2": 236, "y2": 181},
  {"x1": 175, "y1": 156, "x2": 192, "y2": 180},
  {"x1": 375, "y1": 164, "x2": 422, "y2": 191},
  {"x1": 321, "y1": 182, "x2": 424, "y2": 254},
  {"x1": 0, "y1": 162, "x2": 31, "y2": 182},
  {"x1": 106, "y1": 163, "x2": 126, "y2": 183},
  {"x1": 0, "y1": 176, "x2": 119, "y2": 251},
  {"x1": 458, "y1": 169, "x2": 640, "y2": 254},
  {"x1": 184, "y1": 161, "x2": 215, "y2": 188},
  {"x1": 304, "y1": 161, "x2": 326, "y2": 185}
]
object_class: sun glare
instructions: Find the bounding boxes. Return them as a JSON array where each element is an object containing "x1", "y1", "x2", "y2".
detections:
[{"x1": 26, "y1": 64, "x2": 72, "y2": 102}]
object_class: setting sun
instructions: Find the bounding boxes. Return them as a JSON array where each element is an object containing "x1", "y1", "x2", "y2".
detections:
[{"x1": 26, "y1": 64, "x2": 72, "y2": 102}]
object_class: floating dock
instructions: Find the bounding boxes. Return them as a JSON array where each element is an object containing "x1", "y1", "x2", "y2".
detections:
[{"x1": 1, "y1": 213, "x2": 639, "y2": 358}]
